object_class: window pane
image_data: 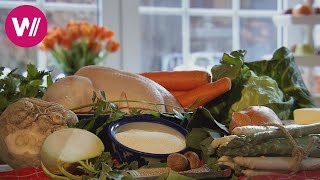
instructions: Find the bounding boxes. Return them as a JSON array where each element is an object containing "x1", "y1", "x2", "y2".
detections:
[
  {"x1": 190, "y1": 0, "x2": 232, "y2": 9},
  {"x1": 240, "y1": 0, "x2": 277, "y2": 10},
  {"x1": 45, "y1": 10, "x2": 98, "y2": 76},
  {"x1": 0, "y1": 9, "x2": 36, "y2": 72},
  {"x1": 46, "y1": 10, "x2": 97, "y2": 27},
  {"x1": 140, "y1": 15, "x2": 182, "y2": 72},
  {"x1": 0, "y1": 0, "x2": 34, "y2": 1},
  {"x1": 46, "y1": 0, "x2": 96, "y2": 4},
  {"x1": 190, "y1": 16, "x2": 232, "y2": 71},
  {"x1": 287, "y1": 26, "x2": 305, "y2": 49},
  {"x1": 140, "y1": 0, "x2": 181, "y2": 7},
  {"x1": 240, "y1": 18, "x2": 277, "y2": 61}
]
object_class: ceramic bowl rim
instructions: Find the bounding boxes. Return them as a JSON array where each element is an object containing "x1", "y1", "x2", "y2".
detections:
[{"x1": 108, "y1": 115, "x2": 188, "y2": 158}]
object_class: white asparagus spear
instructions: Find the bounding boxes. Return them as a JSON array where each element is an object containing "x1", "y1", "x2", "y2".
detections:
[
  {"x1": 211, "y1": 135, "x2": 238, "y2": 149},
  {"x1": 217, "y1": 156, "x2": 233, "y2": 163},
  {"x1": 231, "y1": 126, "x2": 277, "y2": 136},
  {"x1": 233, "y1": 156, "x2": 320, "y2": 171},
  {"x1": 217, "y1": 156, "x2": 239, "y2": 170}
]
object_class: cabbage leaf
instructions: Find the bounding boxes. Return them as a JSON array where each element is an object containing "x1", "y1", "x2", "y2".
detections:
[{"x1": 208, "y1": 47, "x2": 315, "y2": 125}]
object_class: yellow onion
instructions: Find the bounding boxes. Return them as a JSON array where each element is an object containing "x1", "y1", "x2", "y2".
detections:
[{"x1": 229, "y1": 106, "x2": 283, "y2": 132}]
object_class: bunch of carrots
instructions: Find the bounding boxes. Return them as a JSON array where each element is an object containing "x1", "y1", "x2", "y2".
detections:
[{"x1": 140, "y1": 71, "x2": 232, "y2": 110}]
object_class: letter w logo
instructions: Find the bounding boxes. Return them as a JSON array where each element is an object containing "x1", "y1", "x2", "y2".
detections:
[{"x1": 11, "y1": 17, "x2": 41, "y2": 37}]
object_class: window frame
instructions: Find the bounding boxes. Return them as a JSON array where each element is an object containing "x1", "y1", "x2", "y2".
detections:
[
  {"x1": 0, "y1": 0, "x2": 293, "y2": 73},
  {"x1": 0, "y1": 0, "x2": 99, "y2": 71},
  {"x1": 109, "y1": 0, "x2": 288, "y2": 73}
]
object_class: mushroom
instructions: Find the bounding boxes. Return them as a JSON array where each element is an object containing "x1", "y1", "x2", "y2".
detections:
[
  {"x1": 184, "y1": 151, "x2": 200, "y2": 169},
  {"x1": 167, "y1": 153, "x2": 189, "y2": 172}
]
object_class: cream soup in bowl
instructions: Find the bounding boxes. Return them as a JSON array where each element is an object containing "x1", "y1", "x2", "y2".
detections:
[
  {"x1": 108, "y1": 115, "x2": 188, "y2": 166},
  {"x1": 115, "y1": 122, "x2": 186, "y2": 154}
]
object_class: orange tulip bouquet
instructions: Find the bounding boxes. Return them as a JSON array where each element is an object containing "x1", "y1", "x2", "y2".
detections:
[{"x1": 40, "y1": 21, "x2": 120, "y2": 75}]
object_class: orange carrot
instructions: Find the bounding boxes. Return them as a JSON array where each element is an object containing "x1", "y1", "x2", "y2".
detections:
[
  {"x1": 176, "y1": 77, "x2": 232, "y2": 109},
  {"x1": 170, "y1": 91, "x2": 189, "y2": 97},
  {"x1": 140, "y1": 71, "x2": 211, "y2": 91}
]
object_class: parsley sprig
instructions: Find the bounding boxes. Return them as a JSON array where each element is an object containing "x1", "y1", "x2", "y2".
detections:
[{"x1": 0, "y1": 64, "x2": 52, "y2": 113}]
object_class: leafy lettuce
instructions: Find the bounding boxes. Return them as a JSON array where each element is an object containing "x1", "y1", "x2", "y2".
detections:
[{"x1": 208, "y1": 47, "x2": 315, "y2": 125}]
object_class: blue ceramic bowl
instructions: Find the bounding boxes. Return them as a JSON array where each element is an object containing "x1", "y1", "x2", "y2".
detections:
[{"x1": 108, "y1": 115, "x2": 188, "y2": 166}]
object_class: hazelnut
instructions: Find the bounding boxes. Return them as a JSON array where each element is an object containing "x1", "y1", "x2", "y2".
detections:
[
  {"x1": 184, "y1": 151, "x2": 200, "y2": 169},
  {"x1": 167, "y1": 153, "x2": 189, "y2": 172}
]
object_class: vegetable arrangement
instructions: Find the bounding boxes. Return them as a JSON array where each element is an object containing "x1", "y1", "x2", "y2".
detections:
[
  {"x1": 214, "y1": 122, "x2": 320, "y2": 176},
  {"x1": 0, "y1": 47, "x2": 319, "y2": 180},
  {"x1": 208, "y1": 47, "x2": 315, "y2": 125}
]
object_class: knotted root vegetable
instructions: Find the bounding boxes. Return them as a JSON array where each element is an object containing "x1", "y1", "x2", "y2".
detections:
[
  {"x1": 41, "y1": 128, "x2": 104, "y2": 179},
  {"x1": 0, "y1": 98, "x2": 78, "y2": 169}
]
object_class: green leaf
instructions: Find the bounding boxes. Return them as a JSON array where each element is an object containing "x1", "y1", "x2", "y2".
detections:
[
  {"x1": 202, "y1": 128, "x2": 222, "y2": 139},
  {"x1": 94, "y1": 152, "x2": 113, "y2": 170},
  {"x1": 187, "y1": 107, "x2": 229, "y2": 134},
  {"x1": 127, "y1": 161, "x2": 138, "y2": 170},
  {"x1": 47, "y1": 74, "x2": 53, "y2": 88},
  {"x1": 172, "y1": 109, "x2": 183, "y2": 119},
  {"x1": 0, "y1": 67, "x2": 4, "y2": 76},
  {"x1": 29, "y1": 79, "x2": 43, "y2": 86},
  {"x1": 211, "y1": 50, "x2": 246, "y2": 81},
  {"x1": 206, "y1": 158, "x2": 221, "y2": 172},
  {"x1": 245, "y1": 46, "x2": 316, "y2": 119},
  {"x1": 200, "y1": 136, "x2": 214, "y2": 158},
  {"x1": 186, "y1": 128, "x2": 208, "y2": 150},
  {"x1": 26, "y1": 64, "x2": 39, "y2": 80},
  {"x1": 149, "y1": 111, "x2": 161, "y2": 118},
  {"x1": 100, "y1": 90, "x2": 107, "y2": 101},
  {"x1": 207, "y1": 47, "x2": 315, "y2": 126}
]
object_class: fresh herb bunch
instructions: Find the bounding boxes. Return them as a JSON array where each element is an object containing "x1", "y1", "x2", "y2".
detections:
[
  {"x1": 74, "y1": 90, "x2": 192, "y2": 135},
  {"x1": 0, "y1": 64, "x2": 52, "y2": 113}
]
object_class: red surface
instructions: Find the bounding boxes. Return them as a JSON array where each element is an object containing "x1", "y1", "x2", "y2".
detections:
[
  {"x1": 1, "y1": 167, "x2": 320, "y2": 180},
  {"x1": 0, "y1": 167, "x2": 49, "y2": 180},
  {"x1": 238, "y1": 170, "x2": 320, "y2": 180}
]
